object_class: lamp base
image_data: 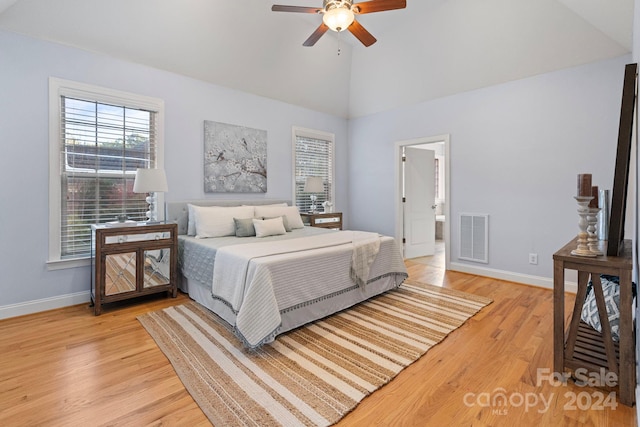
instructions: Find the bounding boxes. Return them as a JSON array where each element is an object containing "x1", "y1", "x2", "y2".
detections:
[
  {"x1": 309, "y1": 194, "x2": 318, "y2": 214},
  {"x1": 145, "y1": 194, "x2": 157, "y2": 222}
]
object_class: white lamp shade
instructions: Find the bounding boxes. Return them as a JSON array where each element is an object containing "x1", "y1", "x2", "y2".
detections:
[
  {"x1": 133, "y1": 168, "x2": 168, "y2": 193},
  {"x1": 304, "y1": 176, "x2": 324, "y2": 193},
  {"x1": 322, "y1": 6, "x2": 354, "y2": 32}
]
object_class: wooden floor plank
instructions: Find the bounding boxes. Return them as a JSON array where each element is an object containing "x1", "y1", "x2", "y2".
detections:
[{"x1": 0, "y1": 261, "x2": 635, "y2": 426}]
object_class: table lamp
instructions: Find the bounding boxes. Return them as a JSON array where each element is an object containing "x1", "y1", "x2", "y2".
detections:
[
  {"x1": 133, "y1": 168, "x2": 168, "y2": 222},
  {"x1": 304, "y1": 176, "x2": 324, "y2": 214}
]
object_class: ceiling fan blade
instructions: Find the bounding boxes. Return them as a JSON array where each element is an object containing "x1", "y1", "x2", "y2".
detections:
[
  {"x1": 353, "y1": 0, "x2": 406, "y2": 14},
  {"x1": 348, "y1": 19, "x2": 377, "y2": 46},
  {"x1": 303, "y1": 23, "x2": 329, "y2": 46},
  {"x1": 271, "y1": 5, "x2": 322, "y2": 13}
]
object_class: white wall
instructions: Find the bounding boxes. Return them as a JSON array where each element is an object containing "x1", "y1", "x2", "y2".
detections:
[
  {"x1": 348, "y1": 55, "x2": 630, "y2": 282},
  {"x1": 0, "y1": 29, "x2": 348, "y2": 316}
]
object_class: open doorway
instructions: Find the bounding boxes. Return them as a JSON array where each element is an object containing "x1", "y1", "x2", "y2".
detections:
[{"x1": 394, "y1": 134, "x2": 450, "y2": 272}]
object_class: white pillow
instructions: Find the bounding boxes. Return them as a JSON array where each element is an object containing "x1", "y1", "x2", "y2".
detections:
[
  {"x1": 192, "y1": 205, "x2": 254, "y2": 238},
  {"x1": 254, "y1": 206, "x2": 304, "y2": 229},
  {"x1": 242, "y1": 203, "x2": 288, "y2": 218},
  {"x1": 252, "y1": 217, "x2": 287, "y2": 238}
]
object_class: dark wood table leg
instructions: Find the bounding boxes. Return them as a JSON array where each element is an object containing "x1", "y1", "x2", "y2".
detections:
[
  {"x1": 553, "y1": 259, "x2": 565, "y2": 375},
  {"x1": 618, "y1": 269, "x2": 634, "y2": 406}
]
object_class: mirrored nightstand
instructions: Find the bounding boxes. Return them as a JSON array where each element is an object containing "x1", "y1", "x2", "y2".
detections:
[{"x1": 90, "y1": 222, "x2": 177, "y2": 315}]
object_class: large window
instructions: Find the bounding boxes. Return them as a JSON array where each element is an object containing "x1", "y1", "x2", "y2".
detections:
[
  {"x1": 49, "y1": 78, "x2": 164, "y2": 265},
  {"x1": 293, "y1": 127, "x2": 334, "y2": 213}
]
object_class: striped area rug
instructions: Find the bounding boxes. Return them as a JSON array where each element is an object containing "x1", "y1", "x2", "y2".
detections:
[{"x1": 138, "y1": 280, "x2": 491, "y2": 426}]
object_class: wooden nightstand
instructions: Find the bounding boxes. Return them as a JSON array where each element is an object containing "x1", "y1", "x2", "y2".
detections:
[
  {"x1": 300, "y1": 212, "x2": 343, "y2": 230},
  {"x1": 91, "y1": 222, "x2": 177, "y2": 315}
]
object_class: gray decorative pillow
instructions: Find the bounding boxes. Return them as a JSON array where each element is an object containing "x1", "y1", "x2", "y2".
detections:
[
  {"x1": 580, "y1": 275, "x2": 621, "y2": 342},
  {"x1": 233, "y1": 217, "x2": 256, "y2": 237},
  {"x1": 263, "y1": 215, "x2": 291, "y2": 232}
]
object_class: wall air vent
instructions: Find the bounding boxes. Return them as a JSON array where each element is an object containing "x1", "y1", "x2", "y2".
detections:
[{"x1": 459, "y1": 213, "x2": 489, "y2": 263}]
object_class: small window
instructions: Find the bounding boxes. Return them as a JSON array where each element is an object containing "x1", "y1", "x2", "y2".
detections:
[
  {"x1": 49, "y1": 78, "x2": 164, "y2": 263},
  {"x1": 292, "y1": 127, "x2": 334, "y2": 213}
]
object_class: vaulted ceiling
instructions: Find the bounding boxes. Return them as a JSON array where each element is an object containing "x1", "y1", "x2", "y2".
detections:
[{"x1": 0, "y1": 0, "x2": 632, "y2": 118}]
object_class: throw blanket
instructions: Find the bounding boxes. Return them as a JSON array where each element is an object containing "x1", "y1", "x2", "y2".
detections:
[
  {"x1": 211, "y1": 231, "x2": 381, "y2": 347},
  {"x1": 350, "y1": 233, "x2": 382, "y2": 287}
]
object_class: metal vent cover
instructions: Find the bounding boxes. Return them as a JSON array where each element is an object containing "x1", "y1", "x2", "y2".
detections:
[{"x1": 459, "y1": 213, "x2": 489, "y2": 263}]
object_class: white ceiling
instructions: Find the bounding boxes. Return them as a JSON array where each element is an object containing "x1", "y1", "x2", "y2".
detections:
[{"x1": 0, "y1": 0, "x2": 632, "y2": 118}]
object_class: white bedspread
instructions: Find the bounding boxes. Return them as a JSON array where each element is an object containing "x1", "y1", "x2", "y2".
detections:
[{"x1": 211, "y1": 231, "x2": 382, "y2": 347}]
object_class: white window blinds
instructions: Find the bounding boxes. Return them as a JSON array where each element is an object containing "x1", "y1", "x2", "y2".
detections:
[
  {"x1": 294, "y1": 129, "x2": 334, "y2": 213},
  {"x1": 59, "y1": 96, "x2": 157, "y2": 258}
]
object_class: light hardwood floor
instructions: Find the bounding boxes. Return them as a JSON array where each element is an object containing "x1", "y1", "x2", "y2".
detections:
[{"x1": 0, "y1": 262, "x2": 636, "y2": 426}]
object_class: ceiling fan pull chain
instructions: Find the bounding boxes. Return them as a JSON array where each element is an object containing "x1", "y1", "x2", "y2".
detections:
[{"x1": 337, "y1": 31, "x2": 342, "y2": 56}]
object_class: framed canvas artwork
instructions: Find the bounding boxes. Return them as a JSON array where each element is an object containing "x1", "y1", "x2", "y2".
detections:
[{"x1": 204, "y1": 121, "x2": 267, "y2": 193}]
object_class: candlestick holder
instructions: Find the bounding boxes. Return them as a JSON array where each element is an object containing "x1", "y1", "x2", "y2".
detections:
[
  {"x1": 571, "y1": 196, "x2": 597, "y2": 257},
  {"x1": 587, "y1": 207, "x2": 603, "y2": 255}
]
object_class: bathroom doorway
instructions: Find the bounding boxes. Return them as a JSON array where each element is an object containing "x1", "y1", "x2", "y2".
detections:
[{"x1": 395, "y1": 134, "x2": 450, "y2": 273}]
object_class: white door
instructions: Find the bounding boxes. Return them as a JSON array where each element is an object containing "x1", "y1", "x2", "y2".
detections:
[{"x1": 404, "y1": 146, "x2": 436, "y2": 258}]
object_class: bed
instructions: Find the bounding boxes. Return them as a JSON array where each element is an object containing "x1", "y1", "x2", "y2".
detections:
[{"x1": 166, "y1": 199, "x2": 408, "y2": 347}]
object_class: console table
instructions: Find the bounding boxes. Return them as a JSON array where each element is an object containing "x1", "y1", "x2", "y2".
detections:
[{"x1": 553, "y1": 237, "x2": 635, "y2": 406}]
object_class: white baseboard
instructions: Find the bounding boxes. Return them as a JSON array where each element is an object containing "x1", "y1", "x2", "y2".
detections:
[
  {"x1": 0, "y1": 291, "x2": 91, "y2": 320},
  {"x1": 449, "y1": 262, "x2": 577, "y2": 294}
]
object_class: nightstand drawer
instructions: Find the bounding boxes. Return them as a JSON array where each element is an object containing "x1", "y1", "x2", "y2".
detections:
[
  {"x1": 103, "y1": 230, "x2": 173, "y2": 246},
  {"x1": 314, "y1": 216, "x2": 341, "y2": 224}
]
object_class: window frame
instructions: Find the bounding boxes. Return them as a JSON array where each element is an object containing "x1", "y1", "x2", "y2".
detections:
[
  {"x1": 47, "y1": 78, "x2": 165, "y2": 270},
  {"x1": 291, "y1": 126, "x2": 335, "y2": 213}
]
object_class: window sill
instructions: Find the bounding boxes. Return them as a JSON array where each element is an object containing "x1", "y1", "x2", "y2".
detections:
[{"x1": 46, "y1": 257, "x2": 91, "y2": 271}]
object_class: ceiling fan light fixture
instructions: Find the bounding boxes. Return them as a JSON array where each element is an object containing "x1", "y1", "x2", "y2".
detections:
[{"x1": 322, "y1": 6, "x2": 354, "y2": 32}]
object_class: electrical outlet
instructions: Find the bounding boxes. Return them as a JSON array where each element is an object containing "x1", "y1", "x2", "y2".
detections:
[{"x1": 529, "y1": 253, "x2": 538, "y2": 265}]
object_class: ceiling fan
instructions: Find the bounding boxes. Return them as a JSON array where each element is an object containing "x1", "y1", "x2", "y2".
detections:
[{"x1": 272, "y1": 0, "x2": 406, "y2": 47}]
